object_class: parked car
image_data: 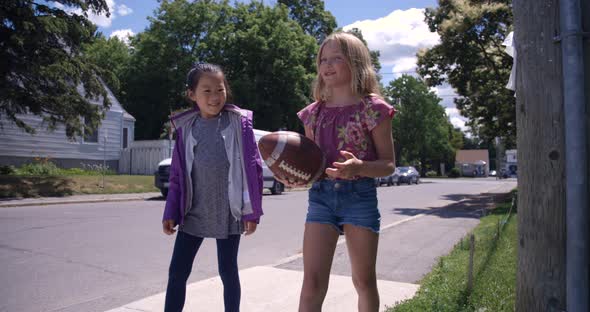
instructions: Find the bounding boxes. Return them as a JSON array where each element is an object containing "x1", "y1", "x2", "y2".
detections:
[
  {"x1": 155, "y1": 158, "x2": 172, "y2": 197},
  {"x1": 154, "y1": 129, "x2": 285, "y2": 197},
  {"x1": 376, "y1": 168, "x2": 400, "y2": 186},
  {"x1": 397, "y1": 166, "x2": 420, "y2": 185}
]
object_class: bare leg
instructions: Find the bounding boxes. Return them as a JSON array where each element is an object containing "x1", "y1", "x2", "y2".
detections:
[
  {"x1": 298, "y1": 223, "x2": 340, "y2": 312},
  {"x1": 343, "y1": 224, "x2": 380, "y2": 312}
]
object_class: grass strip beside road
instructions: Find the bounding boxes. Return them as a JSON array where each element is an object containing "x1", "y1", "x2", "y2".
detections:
[
  {"x1": 390, "y1": 193, "x2": 517, "y2": 312},
  {"x1": 0, "y1": 175, "x2": 158, "y2": 198}
]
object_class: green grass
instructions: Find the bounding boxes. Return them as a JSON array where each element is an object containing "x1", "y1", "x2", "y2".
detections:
[
  {"x1": 0, "y1": 175, "x2": 158, "y2": 198},
  {"x1": 389, "y1": 195, "x2": 517, "y2": 312}
]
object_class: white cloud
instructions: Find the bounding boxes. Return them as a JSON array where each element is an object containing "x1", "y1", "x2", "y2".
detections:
[
  {"x1": 430, "y1": 83, "x2": 458, "y2": 108},
  {"x1": 85, "y1": 0, "x2": 116, "y2": 28},
  {"x1": 56, "y1": 0, "x2": 132, "y2": 28},
  {"x1": 445, "y1": 108, "x2": 468, "y2": 131},
  {"x1": 109, "y1": 29, "x2": 135, "y2": 45},
  {"x1": 390, "y1": 57, "x2": 418, "y2": 78},
  {"x1": 117, "y1": 4, "x2": 133, "y2": 16},
  {"x1": 343, "y1": 8, "x2": 439, "y2": 67}
]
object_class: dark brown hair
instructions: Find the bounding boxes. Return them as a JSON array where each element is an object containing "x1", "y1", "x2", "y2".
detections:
[{"x1": 185, "y1": 63, "x2": 232, "y2": 100}]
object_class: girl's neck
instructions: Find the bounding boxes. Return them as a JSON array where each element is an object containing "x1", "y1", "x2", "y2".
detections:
[{"x1": 325, "y1": 87, "x2": 360, "y2": 107}]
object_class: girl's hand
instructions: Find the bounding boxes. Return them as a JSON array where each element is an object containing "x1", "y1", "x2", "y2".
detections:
[
  {"x1": 325, "y1": 151, "x2": 363, "y2": 180},
  {"x1": 244, "y1": 221, "x2": 257, "y2": 235},
  {"x1": 162, "y1": 219, "x2": 177, "y2": 235}
]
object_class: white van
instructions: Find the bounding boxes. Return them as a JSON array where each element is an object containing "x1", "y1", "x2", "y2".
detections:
[{"x1": 154, "y1": 129, "x2": 284, "y2": 197}]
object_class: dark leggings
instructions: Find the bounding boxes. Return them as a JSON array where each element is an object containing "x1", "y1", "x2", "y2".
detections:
[{"x1": 164, "y1": 231, "x2": 241, "y2": 312}]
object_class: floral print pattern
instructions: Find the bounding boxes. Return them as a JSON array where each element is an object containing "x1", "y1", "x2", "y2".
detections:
[{"x1": 297, "y1": 96, "x2": 395, "y2": 165}]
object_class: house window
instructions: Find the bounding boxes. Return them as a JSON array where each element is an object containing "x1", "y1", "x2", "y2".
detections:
[
  {"x1": 84, "y1": 118, "x2": 99, "y2": 143},
  {"x1": 123, "y1": 128, "x2": 129, "y2": 148}
]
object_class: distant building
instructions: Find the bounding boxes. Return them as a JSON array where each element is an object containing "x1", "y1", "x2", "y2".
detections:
[{"x1": 455, "y1": 149, "x2": 490, "y2": 177}]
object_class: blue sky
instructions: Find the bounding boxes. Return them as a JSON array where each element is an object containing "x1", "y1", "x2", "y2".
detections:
[
  {"x1": 88, "y1": 0, "x2": 465, "y2": 130},
  {"x1": 97, "y1": 1, "x2": 439, "y2": 35}
]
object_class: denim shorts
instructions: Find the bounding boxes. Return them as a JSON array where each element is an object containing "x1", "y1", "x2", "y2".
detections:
[{"x1": 306, "y1": 178, "x2": 380, "y2": 234}]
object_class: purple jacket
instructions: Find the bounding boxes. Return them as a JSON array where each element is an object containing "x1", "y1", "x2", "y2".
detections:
[{"x1": 162, "y1": 104, "x2": 264, "y2": 225}]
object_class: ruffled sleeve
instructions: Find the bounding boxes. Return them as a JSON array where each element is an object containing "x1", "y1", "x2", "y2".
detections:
[
  {"x1": 363, "y1": 96, "x2": 396, "y2": 131},
  {"x1": 297, "y1": 102, "x2": 320, "y2": 128}
]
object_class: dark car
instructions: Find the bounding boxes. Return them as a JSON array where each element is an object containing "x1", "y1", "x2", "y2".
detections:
[
  {"x1": 397, "y1": 166, "x2": 420, "y2": 185},
  {"x1": 376, "y1": 169, "x2": 400, "y2": 186}
]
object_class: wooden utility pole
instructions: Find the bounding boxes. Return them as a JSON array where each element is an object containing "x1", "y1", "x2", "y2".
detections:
[{"x1": 513, "y1": 1, "x2": 566, "y2": 311}]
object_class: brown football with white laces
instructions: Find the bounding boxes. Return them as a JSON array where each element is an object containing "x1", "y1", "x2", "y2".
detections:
[{"x1": 258, "y1": 131, "x2": 326, "y2": 185}]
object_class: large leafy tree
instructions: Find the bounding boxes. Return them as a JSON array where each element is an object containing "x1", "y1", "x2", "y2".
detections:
[
  {"x1": 83, "y1": 34, "x2": 131, "y2": 98},
  {"x1": 416, "y1": 0, "x2": 515, "y2": 147},
  {"x1": 208, "y1": 2, "x2": 317, "y2": 131},
  {"x1": 123, "y1": 0, "x2": 234, "y2": 139},
  {"x1": 277, "y1": 0, "x2": 336, "y2": 43},
  {"x1": 1, "y1": 0, "x2": 112, "y2": 138},
  {"x1": 385, "y1": 75, "x2": 455, "y2": 173},
  {"x1": 124, "y1": 0, "x2": 317, "y2": 139}
]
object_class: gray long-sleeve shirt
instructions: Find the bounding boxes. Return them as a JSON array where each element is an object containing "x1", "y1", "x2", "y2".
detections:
[{"x1": 180, "y1": 112, "x2": 243, "y2": 239}]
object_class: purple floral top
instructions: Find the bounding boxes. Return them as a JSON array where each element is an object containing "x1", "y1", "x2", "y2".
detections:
[{"x1": 297, "y1": 96, "x2": 395, "y2": 170}]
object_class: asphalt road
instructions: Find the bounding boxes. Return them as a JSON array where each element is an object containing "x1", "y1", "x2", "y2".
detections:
[{"x1": 0, "y1": 177, "x2": 516, "y2": 312}]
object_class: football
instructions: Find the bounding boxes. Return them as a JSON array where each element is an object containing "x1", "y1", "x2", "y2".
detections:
[{"x1": 258, "y1": 131, "x2": 326, "y2": 185}]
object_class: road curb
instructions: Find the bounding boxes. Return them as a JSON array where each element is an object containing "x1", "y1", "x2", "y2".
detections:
[{"x1": 0, "y1": 194, "x2": 161, "y2": 208}]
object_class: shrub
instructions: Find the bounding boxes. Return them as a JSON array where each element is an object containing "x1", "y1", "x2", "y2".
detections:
[
  {"x1": 448, "y1": 168, "x2": 461, "y2": 178},
  {"x1": 425, "y1": 170, "x2": 438, "y2": 177},
  {"x1": 0, "y1": 165, "x2": 16, "y2": 175},
  {"x1": 15, "y1": 161, "x2": 60, "y2": 176},
  {"x1": 81, "y1": 163, "x2": 116, "y2": 175}
]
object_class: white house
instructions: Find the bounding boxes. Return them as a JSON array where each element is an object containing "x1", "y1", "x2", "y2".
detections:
[{"x1": 0, "y1": 84, "x2": 135, "y2": 170}]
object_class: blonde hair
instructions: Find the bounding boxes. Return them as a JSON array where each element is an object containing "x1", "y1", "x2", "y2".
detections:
[{"x1": 313, "y1": 32, "x2": 381, "y2": 102}]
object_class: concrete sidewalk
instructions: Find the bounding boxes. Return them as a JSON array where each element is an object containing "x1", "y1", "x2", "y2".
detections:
[
  {"x1": 0, "y1": 192, "x2": 162, "y2": 208},
  {"x1": 104, "y1": 266, "x2": 419, "y2": 312}
]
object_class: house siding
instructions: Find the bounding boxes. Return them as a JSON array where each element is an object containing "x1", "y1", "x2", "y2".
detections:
[{"x1": 0, "y1": 110, "x2": 123, "y2": 161}]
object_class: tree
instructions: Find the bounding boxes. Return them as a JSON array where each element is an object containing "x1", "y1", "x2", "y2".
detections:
[
  {"x1": 449, "y1": 125, "x2": 464, "y2": 151},
  {"x1": 277, "y1": 0, "x2": 336, "y2": 43},
  {"x1": 385, "y1": 75, "x2": 455, "y2": 173},
  {"x1": 208, "y1": 2, "x2": 317, "y2": 131},
  {"x1": 123, "y1": 0, "x2": 234, "y2": 140},
  {"x1": 416, "y1": 0, "x2": 515, "y2": 148},
  {"x1": 124, "y1": 0, "x2": 317, "y2": 139},
  {"x1": 1, "y1": 0, "x2": 112, "y2": 139},
  {"x1": 83, "y1": 34, "x2": 131, "y2": 98}
]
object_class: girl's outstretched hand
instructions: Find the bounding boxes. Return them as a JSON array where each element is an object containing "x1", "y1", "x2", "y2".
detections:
[
  {"x1": 245, "y1": 221, "x2": 257, "y2": 235},
  {"x1": 162, "y1": 219, "x2": 177, "y2": 235},
  {"x1": 325, "y1": 150, "x2": 363, "y2": 180}
]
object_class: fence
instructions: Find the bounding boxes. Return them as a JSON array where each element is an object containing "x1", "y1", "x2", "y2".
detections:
[{"x1": 118, "y1": 140, "x2": 174, "y2": 175}]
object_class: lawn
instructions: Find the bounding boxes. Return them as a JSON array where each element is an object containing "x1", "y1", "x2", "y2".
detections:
[
  {"x1": 0, "y1": 175, "x2": 158, "y2": 198},
  {"x1": 389, "y1": 192, "x2": 517, "y2": 312}
]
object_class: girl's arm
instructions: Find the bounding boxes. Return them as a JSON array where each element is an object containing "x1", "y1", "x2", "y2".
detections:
[
  {"x1": 357, "y1": 118, "x2": 395, "y2": 177},
  {"x1": 163, "y1": 136, "x2": 182, "y2": 225},
  {"x1": 304, "y1": 125, "x2": 314, "y2": 140}
]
